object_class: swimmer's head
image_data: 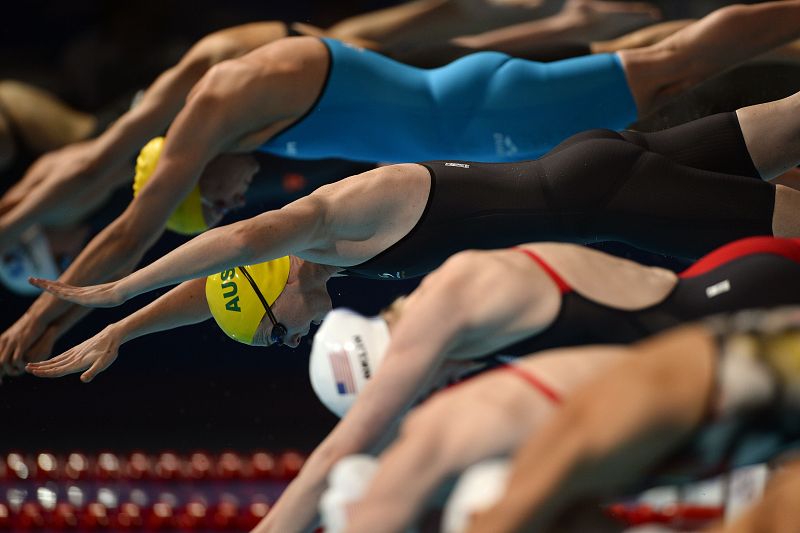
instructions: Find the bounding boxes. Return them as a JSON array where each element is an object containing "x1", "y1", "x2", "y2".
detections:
[
  {"x1": 198, "y1": 153, "x2": 259, "y2": 227},
  {"x1": 205, "y1": 257, "x2": 291, "y2": 345},
  {"x1": 309, "y1": 308, "x2": 391, "y2": 417},
  {"x1": 133, "y1": 137, "x2": 259, "y2": 234}
]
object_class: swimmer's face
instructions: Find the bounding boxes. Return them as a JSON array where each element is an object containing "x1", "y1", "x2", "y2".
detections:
[
  {"x1": 198, "y1": 154, "x2": 260, "y2": 227},
  {"x1": 253, "y1": 282, "x2": 332, "y2": 348}
]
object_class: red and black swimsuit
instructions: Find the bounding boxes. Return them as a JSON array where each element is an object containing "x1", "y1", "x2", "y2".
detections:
[{"x1": 499, "y1": 236, "x2": 800, "y2": 357}]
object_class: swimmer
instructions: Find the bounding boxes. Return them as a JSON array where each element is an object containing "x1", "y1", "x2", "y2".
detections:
[
  {"x1": 27, "y1": 236, "x2": 800, "y2": 530},
  {"x1": 468, "y1": 306, "x2": 800, "y2": 532},
  {"x1": 336, "y1": 348, "x2": 627, "y2": 533}
]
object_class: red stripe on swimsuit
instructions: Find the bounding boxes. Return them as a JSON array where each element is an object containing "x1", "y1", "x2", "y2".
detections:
[
  {"x1": 514, "y1": 247, "x2": 572, "y2": 294},
  {"x1": 680, "y1": 237, "x2": 800, "y2": 279},
  {"x1": 502, "y1": 364, "x2": 563, "y2": 405}
]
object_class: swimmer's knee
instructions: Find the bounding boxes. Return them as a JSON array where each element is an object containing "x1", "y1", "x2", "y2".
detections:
[
  {"x1": 701, "y1": 3, "x2": 750, "y2": 29},
  {"x1": 183, "y1": 32, "x2": 252, "y2": 70}
]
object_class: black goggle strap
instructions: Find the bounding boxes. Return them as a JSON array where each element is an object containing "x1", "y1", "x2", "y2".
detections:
[{"x1": 237, "y1": 266, "x2": 286, "y2": 344}]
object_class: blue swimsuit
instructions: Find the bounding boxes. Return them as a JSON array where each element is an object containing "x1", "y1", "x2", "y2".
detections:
[{"x1": 260, "y1": 38, "x2": 637, "y2": 163}]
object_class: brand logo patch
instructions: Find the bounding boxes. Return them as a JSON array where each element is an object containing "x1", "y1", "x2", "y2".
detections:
[
  {"x1": 706, "y1": 279, "x2": 731, "y2": 298},
  {"x1": 494, "y1": 133, "x2": 518, "y2": 157},
  {"x1": 444, "y1": 162, "x2": 470, "y2": 168}
]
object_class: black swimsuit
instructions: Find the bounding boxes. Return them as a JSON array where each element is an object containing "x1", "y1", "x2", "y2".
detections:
[
  {"x1": 501, "y1": 237, "x2": 800, "y2": 356},
  {"x1": 344, "y1": 112, "x2": 774, "y2": 280}
]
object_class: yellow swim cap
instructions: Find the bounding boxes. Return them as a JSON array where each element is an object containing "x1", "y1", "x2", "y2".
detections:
[
  {"x1": 133, "y1": 137, "x2": 208, "y2": 235},
  {"x1": 205, "y1": 256, "x2": 291, "y2": 345}
]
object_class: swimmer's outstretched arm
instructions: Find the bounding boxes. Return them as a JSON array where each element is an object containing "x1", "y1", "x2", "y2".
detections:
[
  {"x1": 466, "y1": 324, "x2": 716, "y2": 533},
  {"x1": 30, "y1": 197, "x2": 327, "y2": 307},
  {"x1": 258, "y1": 251, "x2": 561, "y2": 532},
  {"x1": 0, "y1": 22, "x2": 289, "y2": 253},
  {"x1": 26, "y1": 278, "x2": 209, "y2": 382}
]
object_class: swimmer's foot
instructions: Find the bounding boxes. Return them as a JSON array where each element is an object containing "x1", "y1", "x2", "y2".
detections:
[{"x1": 561, "y1": 0, "x2": 662, "y2": 42}]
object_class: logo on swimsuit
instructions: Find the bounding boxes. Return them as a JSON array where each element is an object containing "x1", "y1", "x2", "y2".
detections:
[
  {"x1": 444, "y1": 162, "x2": 470, "y2": 169},
  {"x1": 378, "y1": 271, "x2": 404, "y2": 279},
  {"x1": 219, "y1": 268, "x2": 242, "y2": 312},
  {"x1": 353, "y1": 335, "x2": 372, "y2": 379},
  {"x1": 706, "y1": 279, "x2": 731, "y2": 299},
  {"x1": 343, "y1": 42, "x2": 365, "y2": 52},
  {"x1": 493, "y1": 133, "x2": 518, "y2": 157}
]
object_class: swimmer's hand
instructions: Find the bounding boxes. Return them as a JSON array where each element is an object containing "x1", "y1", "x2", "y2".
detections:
[
  {"x1": 0, "y1": 312, "x2": 48, "y2": 381},
  {"x1": 26, "y1": 326, "x2": 120, "y2": 382},
  {"x1": 28, "y1": 278, "x2": 125, "y2": 308}
]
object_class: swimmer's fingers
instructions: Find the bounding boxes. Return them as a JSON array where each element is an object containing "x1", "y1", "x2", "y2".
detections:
[
  {"x1": 26, "y1": 351, "x2": 83, "y2": 378},
  {"x1": 28, "y1": 278, "x2": 123, "y2": 308},
  {"x1": 27, "y1": 330, "x2": 119, "y2": 382}
]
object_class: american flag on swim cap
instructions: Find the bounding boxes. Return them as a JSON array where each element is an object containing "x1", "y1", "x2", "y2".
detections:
[{"x1": 329, "y1": 349, "x2": 357, "y2": 395}]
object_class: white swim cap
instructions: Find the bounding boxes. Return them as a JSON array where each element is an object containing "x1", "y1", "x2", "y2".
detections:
[
  {"x1": 309, "y1": 308, "x2": 391, "y2": 418},
  {"x1": 319, "y1": 454, "x2": 379, "y2": 533},
  {"x1": 0, "y1": 227, "x2": 59, "y2": 296},
  {"x1": 442, "y1": 459, "x2": 511, "y2": 533}
]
